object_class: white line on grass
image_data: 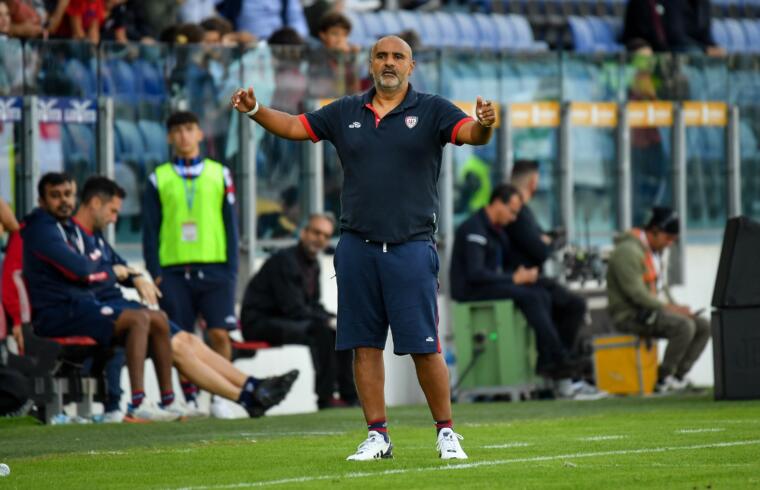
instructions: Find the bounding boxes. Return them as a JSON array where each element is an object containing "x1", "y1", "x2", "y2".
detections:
[
  {"x1": 578, "y1": 435, "x2": 627, "y2": 441},
  {"x1": 482, "y1": 442, "x2": 532, "y2": 449},
  {"x1": 676, "y1": 428, "x2": 725, "y2": 434},
  {"x1": 171, "y1": 439, "x2": 760, "y2": 490}
]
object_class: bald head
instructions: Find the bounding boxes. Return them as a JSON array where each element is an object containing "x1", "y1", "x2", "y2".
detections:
[
  {"x1": 371, "y1": 35, "x2": 414, "y2": 59},
  {"x1": 369, "y1": 36, "x2": 416, "y2": 94}
]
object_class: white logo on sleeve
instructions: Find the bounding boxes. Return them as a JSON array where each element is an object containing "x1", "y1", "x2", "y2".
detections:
[
  {"x1": 425, "y1": 336, "x2": 435, "y2": 342},
  {"x1": 405, "y1": 116, "x2": 418, "y2": 128},
  {"x1": 348, "y1": 121, "x2": 362, "y2": 128},
  {"x1": 466, "y1": 234, "x2": 488, "y2": 245}
]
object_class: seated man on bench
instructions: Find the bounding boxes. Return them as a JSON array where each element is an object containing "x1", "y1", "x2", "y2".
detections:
[
  {"x1": 240, "y1": 213, "x2": 357, "y2": 409},
  {"x1": 21, "y1": 173, "x2": 297, "y2": 421},
  {"x1": 450, "y1": 184, "x2": 602, "y2": 399}
]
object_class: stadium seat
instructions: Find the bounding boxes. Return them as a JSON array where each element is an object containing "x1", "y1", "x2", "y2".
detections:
[
  {"x1": 510, "y1": 14, "x2": 548, "y2": 51},
  {"x1": 133, "y1": 59, "x2": 166, "y2": 100},
  {"x1": 452, "y1": 12, "x2": 481, "y2": 50},
  {"x1": 138, "y1": 119, "x2": 169, "y2": 169},
  {"x1": 568, "y1": 16, "x2": 596, "y2": 52},
  {"x1": 724, "y1": 19, "x2": 748, "y2": 52},
  {"x1": 491, "y1": 14, "x2": 516, "y2": 50},
  {"x1": 711, "y1": 19, "x2": 731, "y2": 51},
  {"x1": 472, "y1": 13, "x2": 500, "y2": 51},
  {"x1": 63, "y1": 59, "x2": 96, "y2": 97},
  {"x1": 433, "y1": 12, "x2": 462, "y2": 49},
  {"x1": 741, "y1": 20, "x2": 760, "y2": 53},
  {"x1": 114, "y1": 119, "x2": 146, "y2": 171}
]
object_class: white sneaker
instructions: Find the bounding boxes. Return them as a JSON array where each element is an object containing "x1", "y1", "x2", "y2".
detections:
[
  {"x1": 571, "y1": 380, "x2": 609, "y2": 401},
  {"x1": 102, "y1": 410, "x2": 124, "y2": 423},
  {"x1": 160, "y1": 403, "x2": 190, "y2": 420},
  {"x1": 210, "y1": 397, "x2": 237, "y2": 419},
  {"x1": 346, "y1": 431, "x2": 393, "y2": 461},
  {"x1": 657, "y1": 375, "x2": 691, "y2": 393},
  {"x1": 437, "y1": 428, "x2": 468, "y2": 460},
  {"x1": 125, "y1": 403, "x2": 181, "y2": 423},
  {"x1": 184, "y1": 400, "x2": 208, "y2": 418}
]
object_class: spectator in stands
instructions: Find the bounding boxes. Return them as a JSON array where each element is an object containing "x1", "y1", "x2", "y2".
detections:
[
  {"x1": 200, "y1": 15, "x2": 234, "y2": 45},
  {"x1": 3, "y1": 0, "x2": 43, "y2": 38},
  {"x1": 51, "y1": 0, "x2": 108, "y2": 44},
  {"x1": 101, "y1": 0, "x2": 155, "y2": 43},
  {"x1": 217, "y1": 0, "x2": 309, "y2": 41},
  {"x1": 0, "y1": 1, "x2": 11, "y2": 37},
  {"x1": 142, "y1": 0, "x2": 180, "y2": 39},
  {"x1": 606, "y1": 206, "x2": 710, "y2": 392},
  {"x1": 241, "y1": 213, "x2": 358, "y2": 410},
  {"x1": 21, "y1": 172, "x2": 180, "y2": 422},
  {"x1": 507, "y1": 160, "x2": 587, "y2": 356},
  {"x1": 142, "y1": 110, "x2": 239, "y2": 416},
  {"x1": 257, "y1": 185, "x2": 300, "y2": 239},
  {"x1": 307, "y1": 11, "x2": 361, "y2": 99},
  {"x1": 450, "y1": 184, "x2": 582, "y2": 382},
  {"x1": 622, "y1": 0, "x2": 723, "y2": 55}
]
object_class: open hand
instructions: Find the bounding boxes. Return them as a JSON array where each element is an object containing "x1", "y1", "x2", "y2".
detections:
[{"x1": 134, "y1": 276, "x2": 162, "y2": 307}]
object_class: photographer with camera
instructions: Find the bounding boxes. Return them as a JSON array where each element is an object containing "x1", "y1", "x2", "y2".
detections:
[
  {"x1": 506, "y1": 160, "x2": 587, "y2": 357},
  {"x1": 606, "y1": 207, "x2": 709, "y2": 392}
]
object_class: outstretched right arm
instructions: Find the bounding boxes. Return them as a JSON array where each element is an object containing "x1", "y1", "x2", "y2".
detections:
[{"x1": 231, "y1": 87, "x2": 310, "y2": 141}]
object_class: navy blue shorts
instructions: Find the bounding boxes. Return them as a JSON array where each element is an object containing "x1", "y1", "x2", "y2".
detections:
[
  {"x1": 34, "y1": 297, "x2": 144, "y2": 346},
  {"x1": 334, "y1": 232, "x2": 440, "y2": 355},
  {"x1": 158, "y1": 266, "x2": 237, "y2": 333}
]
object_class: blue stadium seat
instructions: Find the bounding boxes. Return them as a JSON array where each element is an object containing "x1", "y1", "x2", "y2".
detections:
[
  {"x1": 376, "y1": 10, "x2": 400, "y2": 37},
  {"x1": 133, "y1": 59, "x2": 166, "y2": 100},
  {"x1": 491, "y1": 14, "x2": 515, "y2": 50},
  {"x1": 138, "y1": 119, "x2": 168, "y2": 168},
  {"x1": 711, "y1": 19, "x2": 731, "y2": 51},
  {"x1": 103, "y1": 59, "x2": 138, "y2": 102},
  {"x1": 63, "y1": 59, "x2": 96, "y2": 97},
  {"x1": 346, "y1": 11, "x2": 370, "y2": 47},
  {"x1": 114, "y1": 119, "x2": 146, "y2": 171},
  {"x1": 357, "y1": 12, "x2": 386, "y2": 45},
  {"x1": 433, "y1": 12, "x2": 462, "y2": 49},
  {"x1": 510, "y1": 15, "x2": 548, "y2": 51},
  {"x1": 724, "y1": 19, "x2": 748, "y2": 52},
  {"x1": 452, "y1": 12, "x2": 481, "y2": 50},
  {"x1": 741, "y1": 20, "x2": 760, "y2": 53},
  {"x1": 568, "y1": 16, "x2": 595, "y2": 52},
  {"x1": 472, "y1": 13, "x2": 500, "y2": 51}
]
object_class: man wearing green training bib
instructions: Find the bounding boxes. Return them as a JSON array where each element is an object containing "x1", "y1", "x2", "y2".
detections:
[{"x1": 142, "y1": 111, "x2": 240, "y2": 417}]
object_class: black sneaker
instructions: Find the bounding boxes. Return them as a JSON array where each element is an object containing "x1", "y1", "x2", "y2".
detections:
[{"x1": 246, "y1": 369, "x2": 300, "y2": 418}]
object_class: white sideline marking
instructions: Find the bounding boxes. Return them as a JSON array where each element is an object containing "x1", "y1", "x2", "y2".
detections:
[
  {"x1": 676, "y1": 428, "x2": 725, "y2": 434},
  {"x1": 578, "y1": 435, "x2": 627, "y2": 442},
  {"x1": 171, "y1": 439, "x2": 760, "y2": 490},
  {"x1": 483, "y1": 442, "x2": 532, "y2": 449}
]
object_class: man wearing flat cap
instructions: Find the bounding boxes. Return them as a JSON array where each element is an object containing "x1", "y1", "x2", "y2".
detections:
[{"x1": 606, "y1": 206, "x2": 710, "y2": 393}]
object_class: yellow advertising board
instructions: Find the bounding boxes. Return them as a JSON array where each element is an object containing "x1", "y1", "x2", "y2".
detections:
[
  {"x1": 510, "y1": 102, "x2": 561, "y2": 128},
  {"x1": 682, "y1": 101, "x2": 727, "y2": 126},
  {"x1": 627, "y1": 101, "x2": 674, "y2": 127},
  {"x1": 569, "y1": 102, "x2": 618, "y2": 127}
]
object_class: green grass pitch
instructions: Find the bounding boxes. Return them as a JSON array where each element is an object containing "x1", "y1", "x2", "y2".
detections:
[{"x1": 1, "y1": 394, "x2": 759, "y2": 489}]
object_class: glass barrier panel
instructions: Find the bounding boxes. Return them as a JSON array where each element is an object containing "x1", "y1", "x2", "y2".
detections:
[
  {"x1": 513, "y1": 127, "x2": 561, "y2": 230},
  {"x1": 100, "y1": 42, "x2": 171, "y2": 243},
  {"x1": 441, "y1": 51, "x2": 502, "y2": 228},
  {"x1": 676, "y1": 53, "x2": 729, "y2": 102},
  {"x1": 572, "y1": 127, "x2": 618, "y2": 244},
  {"x1": 631, "y1": 126, "x2": 673, "y2": 226},
  {"x1": 685, "y1": 126, "x2": 726, "y2": 232},
  {"x1": 500, "y1": 52, "x2": 560, "y2": 103},
  {"x1": 0, "y1": 39, "x2": 23, "y2": 218},
  {"x1": 562, "y1": 53, "x2": 623, "y2": 103},
  {"x1": 250, "y1": 45, "x2": 309, "y2": 240}
]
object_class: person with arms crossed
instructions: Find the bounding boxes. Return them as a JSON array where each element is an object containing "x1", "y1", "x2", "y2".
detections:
[{"x1": 232, "y1": 35, "x2": 496, "y2": 460}]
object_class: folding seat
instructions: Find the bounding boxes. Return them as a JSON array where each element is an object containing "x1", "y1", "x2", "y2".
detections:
[{"x1": 452, "y1": 12, "x2": 482, "y2": 50}]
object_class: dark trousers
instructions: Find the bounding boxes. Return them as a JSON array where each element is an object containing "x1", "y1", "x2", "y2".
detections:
[
  {"x1": 539, "y1": 278, "x2": 587, "y2": 353},
  {"x1": 242, "y1": 317, "x2": 356, "y2": 405},
  {"x1": 466, "y1": 283, "x2": 569, "y2": 371}
]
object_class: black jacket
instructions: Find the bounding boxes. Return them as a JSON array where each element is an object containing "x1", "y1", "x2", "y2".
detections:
[
  {"x1": 623, "y1": 0, "x2": 715, "y2": 52},
  {"x1": 450, "y1": 209, "x2": 514, "y2": 301},
  {"x1": 504, "y1": 205, "x2": 552, "y2": 270},
  {"x1": 241, "y1": 244, "x2": 332, "y2": 325}
]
